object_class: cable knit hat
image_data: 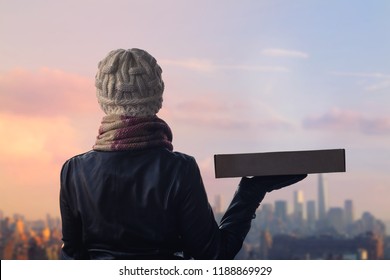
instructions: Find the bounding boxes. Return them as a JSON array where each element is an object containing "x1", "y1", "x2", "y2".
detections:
[{"x1": 95, "y1": 48, "x2": 164, "y2": 116}]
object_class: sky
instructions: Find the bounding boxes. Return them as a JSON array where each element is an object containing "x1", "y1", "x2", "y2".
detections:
[{"x1": 0, "y1": 0, "x2": 389, "y2": 222}]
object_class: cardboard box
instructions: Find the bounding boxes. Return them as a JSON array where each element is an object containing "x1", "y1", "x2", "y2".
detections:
[{"x1": 214, "y1": 149, "x2": 346, "y2": 178}]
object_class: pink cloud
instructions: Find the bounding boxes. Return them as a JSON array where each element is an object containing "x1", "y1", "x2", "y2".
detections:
[
  {"x1": 0, "y1": 112, "x2": 89, "y2": 219},
  {"x1": 303, "y1": 108, "x2": 390, "y2": 135},
  {"x1": 360, "y1": 118, "x2": 390, "y2": 135},
  {"x1": 0, "y1": 68, "x2": 104, "y2": 219},
  {"x1": 160, "y1": 58, "x2": 289, "y2": 73},
  {"x1": 303, "y1": 108, "x2": 360, "y2": 129},
  {"x1": 161, "y1": 93, "x2": 293, "y2": 131},
  {"x1": 0, "y1": 113, "x2": 86, "y2": 183},
  {"x1": 0, "y1": 68, "x2": 100, "y2": 116}
]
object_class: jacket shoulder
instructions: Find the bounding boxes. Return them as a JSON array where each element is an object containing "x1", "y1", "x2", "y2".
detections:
[
  {"x1": 60, "y1": 151, "x2": 95, "y2": 176},
  {"x1": 161, "y1": 149, "x2": 201, "y2": 172},
  {"x1": 63, "y1": 150, "x2": 95, "y2": 163},
  {"x1": 62, "y1": 149, "x2": 197, "y2": 168},
  {"x1": 165, "y1": 150, "x2": 196, "y2": 163}
]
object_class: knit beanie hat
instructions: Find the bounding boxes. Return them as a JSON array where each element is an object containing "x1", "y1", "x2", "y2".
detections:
[{"x1": 95, "y1": 48, "x2": 164, "y2": 116}]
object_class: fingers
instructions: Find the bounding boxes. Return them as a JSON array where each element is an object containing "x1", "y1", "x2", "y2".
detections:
[{"x1": 241, "y1": 174, "x2": 307, "y2": 192}]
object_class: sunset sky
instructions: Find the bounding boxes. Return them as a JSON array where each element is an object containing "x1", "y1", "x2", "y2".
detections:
[{"x1": 1, "y1": 0, "x2": 389, "y2": 222}]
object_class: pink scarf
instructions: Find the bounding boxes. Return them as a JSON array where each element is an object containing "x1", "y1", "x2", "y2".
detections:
[{"x1": 93, "y1": 115, "x2": 173, "y2": 151}]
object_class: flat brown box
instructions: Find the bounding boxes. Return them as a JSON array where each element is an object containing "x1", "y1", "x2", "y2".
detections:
[{"x1": 214, "y1": 149, "x2": 346, "y2": 178}]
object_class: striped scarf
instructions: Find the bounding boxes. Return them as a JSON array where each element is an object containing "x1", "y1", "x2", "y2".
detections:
[{"x1": 93, "y1": 115, "x2": 173, "y2": 151}]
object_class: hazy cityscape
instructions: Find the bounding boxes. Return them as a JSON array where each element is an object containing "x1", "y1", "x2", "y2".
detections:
[
  {"x1": 0, "y1": 212, "x2": 62, "y2": 260},
  {"x1": 214, "y1": 174, "x2": 390, "y2": 260},
  {"x1": 1, "y1": 174, "x2": 389, "y2": 260}
]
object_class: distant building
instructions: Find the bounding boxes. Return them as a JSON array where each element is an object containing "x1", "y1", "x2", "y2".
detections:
[
  {"x1": 269, "y1": 232, "x2": 384, "y2": 260},
  {"x1": 306, "y1": 200, "x2": 316, "y2": 231},
  {"x1": 293, "y1": 190, "x2": 305, "y2": 222},
  {"x1": 0, "y1": 216, "x2": 62, "y2": 260},
  {"x1": 317, "y1": 174, "x2": 328, "y2": 222},
  {"x1": 327, "y1": 207, "x2": 345, "y2": 234},
  {"x1": 259, "y1": 203, "x2": 274, "y2": 222},
  {"x1": 344, "y1": 200, "x2": 354, "y2": 222},
  {"x1": 259, "y1": 230, "x2": 272, "y2": 259},
  {"x1": 274, "y1": 200, "x2": 288, "y2": 223},
  {"x1": 353, "y1": 212, "x2": 387, "y2": 238}
]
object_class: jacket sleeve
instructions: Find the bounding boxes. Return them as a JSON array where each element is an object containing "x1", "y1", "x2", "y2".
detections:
[
  {"x1": 176, "y1": 157, "x2": 266, "y2": 259},
  {"x1": 59, "y1": 160, "x2": 88, "y2": 259}
]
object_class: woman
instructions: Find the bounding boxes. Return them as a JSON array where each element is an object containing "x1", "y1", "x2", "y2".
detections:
[{"x1": 59, "y1": 48, "x2": 306, "y2": 260}]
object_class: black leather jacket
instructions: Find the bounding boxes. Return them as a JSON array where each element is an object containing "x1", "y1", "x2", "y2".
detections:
[{"x1": 60, "y1": 147, "x2": 266, "y2": 260}]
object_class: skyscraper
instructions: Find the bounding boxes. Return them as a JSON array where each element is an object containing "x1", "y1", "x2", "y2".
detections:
[
  {"x1": 306, "y1": 200, "x2": 316, "y2": 230},
  {"x1": 318, "y1": 174, "x2": 328, "y2": 222},
  {"x1": 344, "y1": 199, "x2": 354, "y2": 226},
  {"x1": 293, "y1": 190, "x2": 305, "y2": 222},
  {"x1": 259, "y1": 203, "x2": 274, "y2": 224},
  {"x1": 327, "y1": 207, "x2": 345, "y2": 233},
  {"x1": 275, "y1": 200, "x2": 288, "y2": 223}
]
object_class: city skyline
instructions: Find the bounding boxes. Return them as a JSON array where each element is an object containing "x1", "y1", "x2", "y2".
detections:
[
  {"x1": 0, "y1": 173, "x2": 386, "y2": 226},
  {"x1": 213, "y1": 173, "x2": 389, "y2": 233},
  {"x1": 1, "y1": 1, "x2": 389, "y2": 221},
  {"x1": 1, "y1": 174, "x2": 388, "y2": 260}
]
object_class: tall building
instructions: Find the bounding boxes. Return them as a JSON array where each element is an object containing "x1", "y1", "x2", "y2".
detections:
[
  {"x1": 274, "y1": 200, "x2": 288, "y2": 223},
  {"x1": 293, "y1": 190, "x2": 305, "y2": 222},
  {"x1": 327, "y1": 207, "x2": 345, "y2": 234},
  {"x1": 306, "y1": 200, "x2": 316, "y2": 230},
  {"x1": 259, "y1": 203, "x2": 274, "y2": 225},
  {"x1": 318, "y1": 174, "x2": 328, "y2": 222},
  {"x1": 344, "y1": 199, "x2": 354, "y2": 226},
  {"x1": 261, "y1": 203, "x2": 274, "y2": 216}
]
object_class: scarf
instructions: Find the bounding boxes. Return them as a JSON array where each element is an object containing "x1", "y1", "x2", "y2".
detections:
[{"x1": 93, "y1": 115, "x2": 173, "y2": 152}]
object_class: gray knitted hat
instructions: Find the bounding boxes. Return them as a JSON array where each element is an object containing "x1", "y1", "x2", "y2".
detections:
[{"x1": 95, "y1": 48, "x2": 164, "y2": 116}]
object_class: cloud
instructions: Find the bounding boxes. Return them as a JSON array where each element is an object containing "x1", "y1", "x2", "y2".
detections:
[
  {"x1": 0, "y1": 112, "x2": 85, "y2": 167},
  {"x1": 261, "y1": 48, "x2": 309, "y2": 59},
  {"x1": 364, "y1": 80, "x2": 390, "y2": 91},
  {"x1": 0, "y1": 68, "x2": 99, "y2": 116},
  {"x1": 0, "y1": 67, "x2": 104, "y2": 219},
  {"x1": 162, "y1": 93, "x2": 294, "y2": 131},
  {"x1": 221, "y1": 64, "x2": 289, "y2": 72},
  {"x1": 360, "y1": 118, "x2": 390, "y2": 135},
  {"x1": 331, "y1": 71, "x2": 389, "y2": 78},
  {"x1": 331, "y1": 71, "x2": 390, "y2": 92},
  {"x1": 303, "y1": 108, "x2": 390, "y2": 135},
  {"x1": 159, "y1": 59, "x2": 216, "y2": 72},
  {"x1": 0, "y1": 112, "x2": 88, "y2": 218},
  {"x1": 160, "y1": 59, "x2": 289, "y2": 73}
]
